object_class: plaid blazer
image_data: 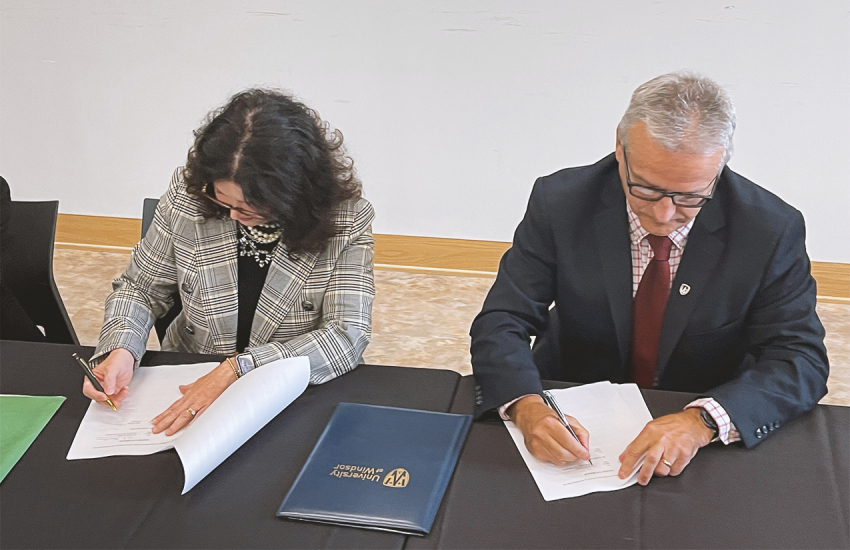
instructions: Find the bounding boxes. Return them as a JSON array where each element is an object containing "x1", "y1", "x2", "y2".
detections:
[{"x1": 93, "y1": 169, "x2": 375, "y2": 384}]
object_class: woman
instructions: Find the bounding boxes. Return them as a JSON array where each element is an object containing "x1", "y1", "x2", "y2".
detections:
[{"x1": 83, "y1": 89, "x2": 375, "y2": 435}]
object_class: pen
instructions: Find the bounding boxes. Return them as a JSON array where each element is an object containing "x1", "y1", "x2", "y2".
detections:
[
  {"x1": 542, "y1": 390, "x2": 592, "y2": 465},
  {"x1": 73, "y1": 353, "x2": 118, "y2": 411}
]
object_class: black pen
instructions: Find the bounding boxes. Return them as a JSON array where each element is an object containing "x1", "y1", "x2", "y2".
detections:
[
  {"x1": 542, "y1": 390, "x2": 592, "y2": 465},
  {"x1": 73, "y1": 353, "x2": 118, "y2": 411}
]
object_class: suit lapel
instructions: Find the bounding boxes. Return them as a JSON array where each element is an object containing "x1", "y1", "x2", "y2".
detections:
[
  {"x1": 656, "y1": 193, "x2": 727, "y2": 377},
  {"x1": 249, "y1": 245, "x2": 319, "y2": 347},
  {"x1": 592, "y1": 178, "x2": 633, "y2": 369},
  {"x1": 194, "y1": 217, "x2": 239, "y2": 352}
]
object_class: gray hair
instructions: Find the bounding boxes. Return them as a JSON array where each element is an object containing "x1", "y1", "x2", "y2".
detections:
[{"x1": 618, "y1": 71, "x2": 736, "y2": 166}]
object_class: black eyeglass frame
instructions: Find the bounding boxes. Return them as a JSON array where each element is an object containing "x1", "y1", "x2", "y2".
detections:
[
  {"x1": 622, "y1": 148, "x2": 720, "y2": 208},
  {"x1": 202, "y1": 183, "x2": 260, "y2": 217}
]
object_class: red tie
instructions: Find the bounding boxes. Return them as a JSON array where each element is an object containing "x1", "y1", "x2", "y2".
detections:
[{"x1": 631, "y1": 234, "x2": 673, "y2": 388}]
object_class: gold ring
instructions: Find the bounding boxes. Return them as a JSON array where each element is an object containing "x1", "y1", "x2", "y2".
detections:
[
  {"x1": 661, "y1": 458, "x2": 673, "y2": 468},
  {"x1": 187, "y1": 407, "x2": 196, "y2": 417}
]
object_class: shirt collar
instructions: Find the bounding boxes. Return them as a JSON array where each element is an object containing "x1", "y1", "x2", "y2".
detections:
[{"x1": 626, "y1": 201, "x2": 694, "y2": 251}]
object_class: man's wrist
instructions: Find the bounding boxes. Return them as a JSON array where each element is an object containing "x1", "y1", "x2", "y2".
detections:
[
  {"x1": 506, "y1": 394, "x2": 545, "y2": 422},
  {"x1": 684, "y1": 407, "x2": 715, "y2": 445},
  {"x1": 686, "y1": 398, "x2": 737, "y2": 444},
  {"x1": 698, "y1": 407, "x2": 719, "y2": 439}
]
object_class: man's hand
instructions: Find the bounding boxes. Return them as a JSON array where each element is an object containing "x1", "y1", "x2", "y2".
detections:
[
  {"x1": 618, "y1": 408, "x2": 713, "y2": 485},
  {"x1": 508, "y1": 394, "x2": 590, "y2": 465}
]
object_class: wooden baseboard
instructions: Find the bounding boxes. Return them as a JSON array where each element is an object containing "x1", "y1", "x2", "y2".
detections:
[
  {"x1": 55, "y1": 214, "x2": 850, "y2": 301},
  {"x1": 373, "y1": 234, "x2": 508, "y2": 273},
  {"x1": 811, "y1": 262, "x2": 850, "y2": 302},
  {"x1": 56, "y1": 213, "x2": 141, "y2": 249}
]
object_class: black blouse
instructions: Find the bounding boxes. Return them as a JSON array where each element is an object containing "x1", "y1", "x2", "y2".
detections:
[{"x1": 236, "y1": 238, "x2": 277, "y2": 353}]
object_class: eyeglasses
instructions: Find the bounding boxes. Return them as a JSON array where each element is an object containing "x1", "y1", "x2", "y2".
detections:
[
  {"x1": 203, "y1": 185, "x2": 260, "y2": 217},
  {"x1": 622, "y1": 148, "x2": 719, "y2": 208}
]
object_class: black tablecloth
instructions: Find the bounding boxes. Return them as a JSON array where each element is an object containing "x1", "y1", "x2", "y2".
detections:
[
  {"x1": 0, "y1": 341, "x2": 461, "y2": 549},
  {"x1": 3, "y1": 341, "x2": 848, "y2": 549},
  {"x1": 408, "y1": 376, "x2": 850, "y2": 550}
]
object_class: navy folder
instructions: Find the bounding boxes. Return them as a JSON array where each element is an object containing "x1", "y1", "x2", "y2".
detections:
[{"x1": 276, "y1": 402, "x2": 472, "y2": 535}]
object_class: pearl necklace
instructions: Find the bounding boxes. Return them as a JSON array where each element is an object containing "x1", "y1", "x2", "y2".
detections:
[
  {"x1": 243, "y1": 223, "x2": 282, "y2": 243},
  {"x1": 238, "y1": 223, "x2": 282, "y2": 267}
]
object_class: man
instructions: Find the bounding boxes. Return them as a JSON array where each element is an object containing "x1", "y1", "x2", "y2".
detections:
[{"x1": 469, "y1": 71, "x2": 828, "y2": 485}]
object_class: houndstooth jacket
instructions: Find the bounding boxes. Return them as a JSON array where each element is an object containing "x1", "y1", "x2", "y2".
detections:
[{"x1": 93, "y1": 169, "x2": 375, "y2": 384}]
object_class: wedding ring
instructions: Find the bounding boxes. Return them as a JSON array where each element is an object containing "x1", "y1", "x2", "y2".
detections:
[
  {"x1": 187, "y1": 407, "x2": 196, "y2": 417},
  {"x1": 661, "y1": 458, "x2": 673, "y2": 468}
]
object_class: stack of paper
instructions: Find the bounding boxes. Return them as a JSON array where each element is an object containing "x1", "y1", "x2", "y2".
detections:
[
  {"x1": 505, "y1": 381, "x2": 653, "y2": 500},
  {"x1": 67, "y1": 357, "x2": 310, "y2": 493}
]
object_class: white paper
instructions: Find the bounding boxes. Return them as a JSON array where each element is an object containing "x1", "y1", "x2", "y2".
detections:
[
  {"x1": 173, "y1": 356, "x2": 309, "y2": 493},
  {"x1": 67, "y1": 357, "x2": 310, "y2": 493},
  {"x1": 505, "y1": 381, "x2": 653, "y2": 501},
  {"x1": 66, "y1": 362, "x2": 219, "y2": 457}
]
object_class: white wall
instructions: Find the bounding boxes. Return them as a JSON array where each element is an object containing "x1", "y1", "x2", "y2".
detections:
[{"x1": 1, "y1": 0, "x2": 848, "y2": 262}]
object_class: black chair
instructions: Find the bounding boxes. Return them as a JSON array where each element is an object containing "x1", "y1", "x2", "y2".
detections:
[
  {"x1": 141, "y1": 197, "x2": 158, "y2": 239},
  {"x1": 1, "y1": 200, "x2": 79, "y2": 344},
  {"x1": 141, "y1": 198, "x2": 182, "y2": 344}
]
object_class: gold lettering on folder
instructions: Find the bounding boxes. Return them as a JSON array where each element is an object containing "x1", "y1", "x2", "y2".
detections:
[
  {"x1": 382, "y1": 468, "x2": 409, "y2": 488},
  {"x1": 329, "y1": 464, "x2": 383, "y2": 482}
]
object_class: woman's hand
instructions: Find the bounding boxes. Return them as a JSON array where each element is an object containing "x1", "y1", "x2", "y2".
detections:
[
  {"x1": 151, "y1": 361, "x2": 238, "y2": 436},
  {"x1": 82, "y1": 348, "x2": 135, "y2": 408}
]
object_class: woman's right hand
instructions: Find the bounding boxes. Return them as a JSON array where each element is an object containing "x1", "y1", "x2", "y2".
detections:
[{"x1": 81, "y1": 348, "x2": 135, "y2": 408}]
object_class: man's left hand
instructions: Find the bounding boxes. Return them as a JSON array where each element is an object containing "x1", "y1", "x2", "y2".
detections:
[{"x1": 617, "y1": 408, "x2": 713, "y2": 485}]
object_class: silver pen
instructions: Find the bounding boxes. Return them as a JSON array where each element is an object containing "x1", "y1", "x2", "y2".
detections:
[{"x1": 542, "y1": 390, "x2": 592, "y2": 465}]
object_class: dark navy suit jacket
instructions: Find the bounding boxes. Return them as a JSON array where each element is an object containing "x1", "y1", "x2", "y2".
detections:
[{"x1": 470, "y1": 154, "x2": 828, "y2": 448}]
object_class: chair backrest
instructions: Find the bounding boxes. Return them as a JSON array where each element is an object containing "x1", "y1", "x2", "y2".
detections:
[
  {"x1": 141, "y1": 197, "x2": 158, "y2": 238},
  {"x1": 141, "y1": 197, "x2": 182, "y2": 344},
  {"x1": 2, "y1": 200, "x2": 80, "y2": 344}
]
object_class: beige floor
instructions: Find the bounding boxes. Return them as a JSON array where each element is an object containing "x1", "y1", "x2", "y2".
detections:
[{"x1": 53, "y1": 248, "x2": 850, "y2": 406}]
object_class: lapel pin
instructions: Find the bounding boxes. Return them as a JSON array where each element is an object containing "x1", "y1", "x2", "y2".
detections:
[{"x1": 679, "y1": 283, "x2": 691, "y2": 296}]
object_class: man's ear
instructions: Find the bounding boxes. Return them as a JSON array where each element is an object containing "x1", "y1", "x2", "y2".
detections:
[{"x1": 615, "y1": 130, "x2": 624, "y2": 163}]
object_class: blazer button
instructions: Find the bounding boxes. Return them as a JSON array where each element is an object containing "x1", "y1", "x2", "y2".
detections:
[
  {"x1": 181, "y1": 282, "x2": 193, "y2": 294},
  {"x1": 302, "y1": 300, "x2": 314, "y2": 311},
  {"x1": 773, "y1": 421, "x2": 780, "y2": 430},
  {"x1": 762, "y1": 424, "x2": 770, "y2": 433},
  {"x1": 184, "y1": 325, "x2": 194, "y2": 335}
]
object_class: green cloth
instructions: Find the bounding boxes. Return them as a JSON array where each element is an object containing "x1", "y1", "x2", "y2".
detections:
[{"x1": 0, "y1": 395, "x2": 66, "y2": 482}]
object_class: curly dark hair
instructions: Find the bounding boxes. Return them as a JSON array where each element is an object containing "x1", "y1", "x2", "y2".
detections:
[{"x1": 183, "y1": 89, "x2": 362, "y2": 254}]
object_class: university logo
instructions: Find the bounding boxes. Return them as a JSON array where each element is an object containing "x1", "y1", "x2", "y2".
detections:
[{"x1": 382, "y1": 468, "x2": 409, "y2": 488}]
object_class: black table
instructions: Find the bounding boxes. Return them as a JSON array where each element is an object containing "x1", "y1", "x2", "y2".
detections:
[
  {"x1": 0, "y1": 340, "x2": 461, "y2": 549},
  {"x1": 410, "y1": 377, "x2": 850, "y2": 549},
  {"x1": 2, "y1": 341, "x2": 848, "y2": 549}
]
